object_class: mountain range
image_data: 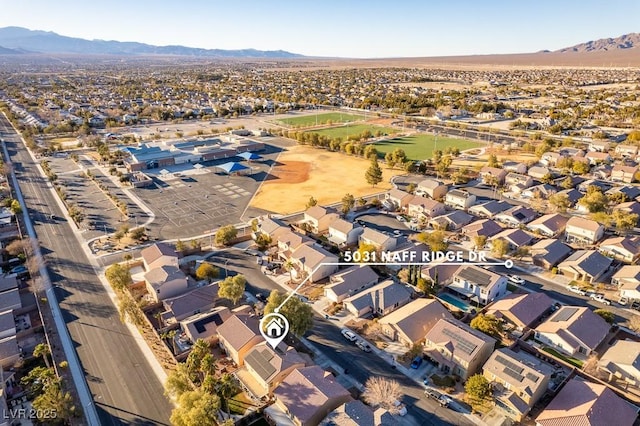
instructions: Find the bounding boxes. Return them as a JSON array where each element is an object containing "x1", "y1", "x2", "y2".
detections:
[
  {"x1": 0, "y1": 26, "x2": 303, "y2": 58},
  {"x1": 556, "y1": 33, "x2": 640, "y2": 53}
]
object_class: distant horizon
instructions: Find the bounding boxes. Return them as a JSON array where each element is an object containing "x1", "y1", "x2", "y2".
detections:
[{"x1": 1, "y1": 1, "x2": 640, "y2": 58}]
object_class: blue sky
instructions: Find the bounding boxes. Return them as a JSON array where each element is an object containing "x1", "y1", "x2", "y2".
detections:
[{"x1": 1, "y1": 0, "x2": 638, "y2": 58}]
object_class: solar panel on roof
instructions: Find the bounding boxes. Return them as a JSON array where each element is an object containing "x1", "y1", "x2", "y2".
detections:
[
  {"x1": 457, "y1": 267, "x2": 492, "y2": 286},
  {"x1": 193, "y1": 313, "x2": 223, "y2": 333},
  {"x1": 551, "y1": 307, "x2": 578, "y2": 322},
  {"x1": 503, "y1": 367, "x2": 524, "y2": 382},
  {"x1": 525, "y1": 372, "x2": 540, "y2": 383},
  {"x1": 442, "y1": 328, "x2": 478, "y2": 355},
  {"x1": 245, "y1": 348, "x2": 277, "y2": 381},
  {"x1": 495, "y1": 355, "x2": 524, "y2": 374}
]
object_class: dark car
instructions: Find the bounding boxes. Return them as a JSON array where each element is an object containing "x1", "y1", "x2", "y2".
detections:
[{"x1": 410, "y1": 356, "x2": 423, "y2": 369}]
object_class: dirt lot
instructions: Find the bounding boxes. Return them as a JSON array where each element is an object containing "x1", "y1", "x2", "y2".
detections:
[{"x1": 250, "y1": 145, "x2": 404, "y2": 214}]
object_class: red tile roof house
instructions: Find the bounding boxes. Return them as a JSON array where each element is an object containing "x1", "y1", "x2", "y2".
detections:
[
  {"x1": 535, "y1": 378, "x2": 638, "y2": 426},
  {"x1": 534, "y1": 306, "x2": 610, "y2": 358},
  {"x1": 270, "y1": 366, "x2": 352, "y2": 426}
]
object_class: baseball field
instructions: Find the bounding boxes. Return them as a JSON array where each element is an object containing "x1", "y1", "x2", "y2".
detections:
[{"x1": 374, "y1": 134, "x2": 484, "y2": 161}]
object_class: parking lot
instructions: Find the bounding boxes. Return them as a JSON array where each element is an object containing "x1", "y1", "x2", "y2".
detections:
[{"x1": 355, "y1": 212, "x2": 416, "y2": 238}]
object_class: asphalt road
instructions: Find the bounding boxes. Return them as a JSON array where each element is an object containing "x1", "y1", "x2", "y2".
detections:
[
  {"x1": 0, "y1": 116, "x2": 172, "y2": 425},
  {"x1": 207, "y1": 249, "x2": 474, "y2": 426}
]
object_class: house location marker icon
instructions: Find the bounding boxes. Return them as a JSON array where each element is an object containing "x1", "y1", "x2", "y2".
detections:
[{"x1": 260, "y1": 312, "x2": 290, "y2": 349}]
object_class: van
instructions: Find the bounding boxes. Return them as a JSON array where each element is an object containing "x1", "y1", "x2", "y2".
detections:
[{"x1": 7, "y1": 258, "x2": 21, "y2": 267}]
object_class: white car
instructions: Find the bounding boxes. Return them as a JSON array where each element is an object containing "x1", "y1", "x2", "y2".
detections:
[
  {"x1": 341, "y1": 329, "x2": 358, "y2": 342},
  {"x1": 507, "y1": 274, "x2": 524, "y2": 284},
  {"x1": 590, "y1": 294, "x2": 611, "y2": 305},
  {"x1": 396, "y1": 215, "x2": 406, "y2": 222},
  {"x1": 567, "y1": 285, "x2": 587, "y2": 296}
]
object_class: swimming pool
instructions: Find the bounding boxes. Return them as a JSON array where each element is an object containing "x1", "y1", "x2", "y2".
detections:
[{"x1": 437, "y1": 293, "x2": 474, "y2": 312}]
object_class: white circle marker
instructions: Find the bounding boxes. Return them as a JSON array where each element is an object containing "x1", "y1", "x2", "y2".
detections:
[
  {"x1": 504, "y1": 259, "x2": 514, "y2": 269},
  {"x1": 260, "y1": 312, "x2": 290, "y2": 349}
]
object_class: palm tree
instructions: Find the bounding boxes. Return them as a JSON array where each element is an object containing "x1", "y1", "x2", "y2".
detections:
[
  {"x1": 33, "y1": 343, "x2": 51, "y2": 368},
  {"x1": 283, "y1": 259, "x2": 295, "y2": 284}
]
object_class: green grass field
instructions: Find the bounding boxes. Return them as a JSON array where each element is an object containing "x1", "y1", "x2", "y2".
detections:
[
  {"x1": 374, "y1": 134, "x2": 484, "y2": 161},
  {"x1": 277, "y1": 112, "x2": 366, "y2": 127},
  {"x1": 305, "y1": 124, "x2": 397, "y2": 140}
]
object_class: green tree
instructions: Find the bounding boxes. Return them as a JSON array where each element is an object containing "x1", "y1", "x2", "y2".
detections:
[
  {"x1": 572, "y1": 161, "x2": 590, "y2": 175},
  {"x1": 165, "y1": 363, "x2": 195, "y2": 399},
  {"x1": 304, "y1": 196, "x2": 317, "y2": 209},
  {"x1": 255, "y1": 233, "x2": 272, "y2": 251},
  {"x1": 33, "y1": 382, "x2": 75, "y2": 424},
  {"x1": 490, "y1": 239, "x2": 510, "y2": 258},
  {"x1": 341, "y1": 193, "x2": 355, "y2": 215},
  {"x1": 416, "y1": 230, "x2": 448, "y2": 252},
  {"x1": 365, "y1": 157, "x2": 383, "y2": 187},
  {"x1": 105, "y1": 263, "x2": 132, "y2": 292},
  {"x1": 391, "y1": 148, "x2": 407, "y2": 166},
  {"x1": 465, "y1": 374, "x2": 491, "y2": 402},
  {"x1": 215, "y1": 225, "x2": 238, "y2": 246},
  {"x1": 607, "y1": 192, "x2": 629, "y2": 204},
  {"x1": 117, "y1": 292, "x2": 145, "y2": 326},
  {"x1": 176, "y1": 239, "x2": 186, "y2": 251},
  {"x1": 594, "y1": 309, "x2": 615, "y2": 324},
  {"x1": 362, "y1": 377, "x2": 402, "y2": 412},
  {"x1": 130, "y1": 227, "x2": 146, "y2": 241},
  {"x1": 384, "y1": 152, "x2": 396, "y2": 169},
  {"x1": 10, "y1": 199, "x2": 21, "y2": 215},
  {"x1": 363, "y1": 145, "x2": 378, "y2": 160},
  {"x1": 548, "y1": 193, "x2": 571, "y2": 213},
  {"x1": 577, "y1": 188, "x2": 608, "y2": 213},
  {"x1": 473, "y1": 235, "x2": 487, "y2": 250},
  {"x1": 195, "y1": 263, "x2": 219, "y2": 282},
  {"x1": 560, "y1": 176, "x2": 574, "y2": 190},
  {"x1": 33, "y1": 343, "x2": 51, "y2": 368},
  {"x1": 612, "y1": 210, "x2": 639, "y2": 231},
  {"x1": 470, "y1": 314, "x2": 503, "y2": 338},
  {"x1": 435, "y1": 155, "x2": 452, "y2": 178},
  {"x1": 170, "y1": 389, "x2": 220, "y2": 426},
  {"x1": 264, "y1": 290, "x2": 313, "y2": 336},
  {"x1": 218, "y1": 274, "x2": 246, "y2": 305},
  {"x1": 21, "y1": 367, "x2": 58, "y2": 396},
  {"x1": 487, "y1": 154, "x2": 499, "y2": 168}
]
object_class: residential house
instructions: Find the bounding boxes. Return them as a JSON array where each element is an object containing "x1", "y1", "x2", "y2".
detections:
[
  {"x1": 379, "y1": 299, "x2": 453, "y2": 347},
  {"x1": 585, "y1": 151, "x2": 612, "y2": 165},
  {"x1": 468, "y1": 201, "x2": 512, "y2": 219},
  {"x1": 589, "y1": 140, "x2": 610, "y2": 152},
  {"x1": 505, "y1": 173, "x2": 534, "y2": 192},
  {"x1": 407, "y1": 196, "x2": 446, "y2": 220},
  {"x1": 290, "y1": 243, "x2": 339, "y2": 282},
  {"x1": 578, "y1": 179, "x2": 610, "y2": 193},
  {"x1": 0, "y1": 336, "x2": 20, "y2": 370},
  {"x1": 416, "y1": 179, "x2": 448, "y2": 199},
  {"x1": 161, "y1": 282, "x2": 220, "y2": 323},
  {"x1": 428, "y1": 210, "x2": 474, "y2": 231},
  {"x1": 424, "y1": 318, "x2": 496, "y2": 380},
  {"x1": 343, "y1": 280, "x2": 412, "y2": 318},
  {"x1": 557, "y1": 250, "x2": 612, "y2": 283},
  {"x1": 217, "y1": 312, "x2": 264, "y2": 366},
  {"x1": 462, "y1": 219, "x2": 503, "y2": 240},
  {"x1": 271, "y1": 366, "x2": 352, "y2": 426},
  {"x1": 483, "y1": 348, "x2": 553, "y2": 421},
  {"x1": 495, "y1": 206, "x2": 537, "y2": 228},
  {"x1": 502, "y1": 161, "x2": 528, "y2": 174},
  {"x1": 321, "y1": 400, "x2": 398, "y2": 426},
  {"x1": 180, "y1": 306, "x2": 232, "y2": 344},
  {"x1": 303, "y1": 206, "x2": 339, "y2": 234},
  {"x1": 359, "y1": 228, "x2": 398, "y2": 251},
  {"x1": 444, "y1": 189, "x2": 476, "y2": 210},
  {"x1": 598, "y1": 340, "x2": 640, "y2": 386},
  {"x1": 479, "y1": 167, "x2": 508, "y2": 185},
  {"x1": 257, "y1": 217, "x2": 289, "y2": 240},
  {"x1": 611, "y1": 165, "x2": 639, "y2": 183},
  {"x1": 324, "y1": 265, "x2": 379, "y2": 303},
  {"x1": 448, "y1": 265, "x2": 507, "y2": 305},
  {"x1": 489, "y1": 229, "x2": 535, "y2": 251},
  {"x1": 564, "y1": 217, "x2": 604, "y2": 245},
  {"x1": 594, "y1": 164, "x2": 614, "y2": 180},
  {"x1": 384, "y1": 189, "x2": 413, "y2": 211},
  {"x1": 530, "y1": 239, "x2": 573, "y2": 269},
  {"x1": 0, "y1": 312, "x2": 15, "y2": 341},
  {"x1": 522, "y1": 184, "x2": 558, "y2": 199},
  {"x1": 615, "y1": 144, "x2": 639, "y2": 157},
  {"x1": 141, "y1": 242, "x2": 179, "y2": 270},
  {"x1": 534, "y1": 306, "x2": 610, "y2": 357},
  {"x1": 277, "y1": 230, "x2": 314, "y2": 260},
  {"x1": 607, "y1": 185, "x2": 640, "y2": 201},
  {"x1": 327, "y1": 218, "x2": 363, "y2": 247},
  {"x1": 485, "y1": 293, "x2": 553, "y2": 330},
  {"x1": 540, "y1": 152, "x2": 563, "y2": 166},
  {"x1": 535, "y1": 378, "x2": 637, "y2": 426},
  {"x1": 237, "y1": 342, "x2": 306, "y2": 399},
  {"x1": 598, "y1": 236, "x2": 640, "y2": 263},
  {"x1": 613, "y1": 266, "x2": 640, "y2": 300},
  {"x1": 527, "y1": 214, "x2": 569, "y2": 238},
  {"x1": 613, "y1": 200, "x2": 640, "y2": 216},
  {"x1": 555, "y1": 188, "x2": 582, "y2": 207},
  {"x1": 527, "y1": 166, "x2": 551, "y2": 180},
  {"x1": 144, "y1": 265, "x2": 192, "y2": 302}
]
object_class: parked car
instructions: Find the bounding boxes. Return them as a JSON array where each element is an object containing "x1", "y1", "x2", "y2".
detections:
[
  {"x1": 425, "y1": 388, "x2": 443, "y2": 401},
  {"x1": 410, "y1": 356, "x2": 423, "y2": 369},
  {"x1": 567, "y1": 285, "x2": 587, "y2": 296},
  {"x1": 255, "y1": 293, "x2": 266, "y2": 302},
  {"x1": 396, "y1": 215, "x2": 406, "y2": 222},
  {"x1": 341, "y1": 329, "x2": 358, "y2": 342},
  {"x1": 590, "y1": 294, "x2": 611, "y2": 305},
  {"x1": 393, "y1": 400, "x2": 407, "y2": 416},
  {"x1": 10, "y1": 265, "x2": 27, "y2": 275},
  {"x1": 356, "y1": 340, "x2": 372, "y2": 352},
  {"x1": 507, "y1": 274, "x2": 524, "y2": 284},
  {"x1": 619, "y1": 296, "x2": 629, "y2": 306}
]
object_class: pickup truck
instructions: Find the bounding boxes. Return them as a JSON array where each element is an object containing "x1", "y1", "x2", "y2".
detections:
[{"x1": 590, "y1": 293, "x2": 611, "y2": 305}]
